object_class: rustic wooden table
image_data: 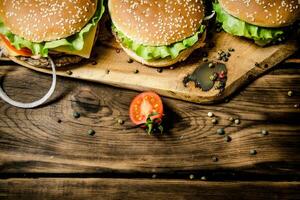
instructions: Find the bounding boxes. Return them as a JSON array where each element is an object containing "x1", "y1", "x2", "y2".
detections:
[{"x1": 0, "y1": 60, "x2": 299, "y2": 199}]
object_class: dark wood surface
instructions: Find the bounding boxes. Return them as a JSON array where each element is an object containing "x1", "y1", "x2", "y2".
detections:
[
  {"x1": 1, "y1": 179, "x2": 300, "y2": 200},
  {"x1": 0, "y1": 61, "x2": 300, "y2": 199}
]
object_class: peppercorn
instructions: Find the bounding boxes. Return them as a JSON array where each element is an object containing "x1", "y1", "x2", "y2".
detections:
[
  {"x1": 189, "y1": 174, "x2": 195, "y2": 180},
  {"x1": 88, "y1": 129, "x2": 95, "y2": 136},
  {"x1": 127, "y1": 58, "x2": 134, "y2": 63},
  {"x1": 73, "y1": 112, "x2": 81, "y2": 119},
  {"x1": 234, "y1": 119, "x2": 240, "y2": 125},
  {"x1": 261, "y1": 130, "x2": 268, "y2": 136},
  {"x1": 212, "y1": 118, "x2": 218, "y2": 124},
  {"x1": 207, "y1": 112, "x2": 214, "y2": 117},
  {"x1": 208, "y1": 62, "x2": 214, "y2": 68},
  {"x1": 117, "y1": 119, "x2": 124, "y2": 125},
  {"x1": 66, "y1": 70, "x2": 73, "y2": 75},
  {"x1": 225, "y1": 135, "x2": 232, "y2": 142},
  {"x1": 157, "y1": 68, "x2": 163, "y2": 73},
  {"x1": 212, "y1": 156, "x2": 218, "y2": 162},
  {"x1": 249, "y1": 149, "x2": 257, "y2": 155},
  {"x1": 288, "y1": 90, "x2": 293, "y2": 97},
  {"x1": 217, "y1": 128, "x2": 225, "y2": 135}
]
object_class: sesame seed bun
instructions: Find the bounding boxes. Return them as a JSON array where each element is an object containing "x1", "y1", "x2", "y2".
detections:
[
  {"x1": 0, "y1": 0, "x2": 97, "y2": 42},
  {"x1": 219, "y1": 0, "x2": 300, "y2": 28},
  {"x1": 108, "y1": 0, "x2": 205, "y2": 46},
  {"x1": 120, "y1": 31, "x2": 206, "y2": 68}
]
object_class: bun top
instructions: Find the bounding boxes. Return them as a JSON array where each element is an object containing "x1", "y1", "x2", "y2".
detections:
[
  {"x1": 109, "y1": 0, "x2": 205, "y2": 46},
  {"x1": 0, "y1": 0, "x2": 97, "y2": 42},
  {"x1": 219, "y1": 0, "x2": 300, "y2": 28}
]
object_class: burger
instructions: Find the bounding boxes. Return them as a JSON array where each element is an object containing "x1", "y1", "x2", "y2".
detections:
[
  {"x1": 0, "y1": 0, "x2": 105, "y2": 108},
  {"x1": 108, "y1": 0, "x2": 207, "y2": 67},
  {"x1": 213, "y1": 0, "x2": 300, "y2": 46},
  {"x1": 0, "y1": 0, "x2": 105, "y2": 68}
]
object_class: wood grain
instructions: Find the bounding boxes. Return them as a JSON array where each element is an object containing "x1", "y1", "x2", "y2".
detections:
[
  {"x1": 12, "y1": 32, "x2": 298, "y2": 104},
  {"x1": 0, "y1": 179, "x2": 299, "y2": 200},
  {"x1": 0, "y1": 63, "x2": 299, "y2": 176}
]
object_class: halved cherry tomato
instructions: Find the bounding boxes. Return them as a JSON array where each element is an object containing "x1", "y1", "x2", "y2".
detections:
[
  {"x1": 129, "y1": 91, "x2": 163, "y2": 125},
  {"x1": 0, "y1": 34, "x2": 32, "y2": 56}
]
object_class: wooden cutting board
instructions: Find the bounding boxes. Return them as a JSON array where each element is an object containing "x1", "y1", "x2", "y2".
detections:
[{"x1": 15, "y1": 32, "x2": 298, "y2": 104}]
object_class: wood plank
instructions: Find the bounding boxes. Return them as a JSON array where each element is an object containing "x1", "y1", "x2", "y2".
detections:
[
  {"x1": 0, "y1": 64, "x2": 299, "y2": 175},
  {"x1": 11, "y1": 32, "x2": 298, "y2": 104},
  {"x1": 0, "y1": 179, "x2": 299, "y2": 200}
]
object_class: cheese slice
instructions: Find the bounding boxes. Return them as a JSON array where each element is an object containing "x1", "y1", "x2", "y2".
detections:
[
  {"x1": 1, "y1": 25, "x2": 97, "y2": 58},
  {"x1": 53, "y1": 25, "x2": 97, "y2": 58}
]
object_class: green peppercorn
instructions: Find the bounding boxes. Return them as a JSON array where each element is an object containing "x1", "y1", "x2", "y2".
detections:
[
  {"x1": 127, "y1": 58, "x2": 134, "y2": 63},
  {"x1": 217, "y1": 128, "x2": 225, "y2": 135},
  {"x1": 88, "y1": 129, "x2": 95, "y2": 136},
  {"x1": 66, "y1": 70, "x2": 73, "y2": 75},
  {"x1": 117, "y1": 119, "x2": 124, "y2": 125},
  {"x1": 212, "y1": 156, "x2": 218, "y2": 162},
  {"x1": 222, "y1": 57, "x2": 228, "y2": 62},
  {"x1": 288, "y1": 90, "x2": 293, "y2": 97},
  {"x1": 249, "y1": 149, "x2": 257, "y2": 155},
  {"x1": 202, "y1": 57, "x2": 208, "y2": 62},
  {"x1": 208, "y1": 62, "x2": 214, "y2": 68},
  {"x1": 212, "y1": 118, "x2": 218, "y2": 124},
  {"x1": 157, "y1": 68, "x2": 163, "y2": 73},
  {"x1": 225, "y1": 135, "x2": 232, "y2": 142},
  {"x1": 189, "y1": 174, "x2": 195, "y2": 180},
  {"x1": 261, "y1": 130, "x2": 268, "y2": 136},
  {"x1": 73, "y1": 112, "x2": 81, "y2": 119},
  {"x1": 234, "y1": 119, "x2": 240, "y2": 125},
  {"x1": 207, "y1": 112, "x2": 214, "y2": 117},
  {"x1": 215, "y1": 81, "x2": 224, "y2": 89},
  {"x1": 209, "y1": 74, "x2": 217, "y2": 81}
]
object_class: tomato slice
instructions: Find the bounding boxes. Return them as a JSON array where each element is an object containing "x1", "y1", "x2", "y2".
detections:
[
  {"x1": 0, "y1": 34, "x2": 32, "y2": 56},
  {"x1": 129, "y1": 91, "x2": 163, "y2": 125}
]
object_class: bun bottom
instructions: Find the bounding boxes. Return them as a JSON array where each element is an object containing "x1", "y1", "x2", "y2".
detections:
[
  {"x1": 1, "y1": 40, "x2": 84, "y2": 68},
  {"x1": 119, "y1": 31, "x2": 206, "y2": 68}
]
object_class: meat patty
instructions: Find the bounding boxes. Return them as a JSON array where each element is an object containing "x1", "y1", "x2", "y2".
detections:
[{"x1": 17, "y1": 54, "x2": 84, "y2": 68}]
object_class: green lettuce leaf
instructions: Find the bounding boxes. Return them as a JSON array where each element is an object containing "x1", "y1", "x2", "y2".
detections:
[
  {"x1": 213, "y1": 2, "x2": 285, "y2": 46},
  {"x1": 112, "y1": 25, "x2": 206, "y2": 60},
  {"x1": 0, "y1": 0, "x2": 105, "y2": 57}
]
